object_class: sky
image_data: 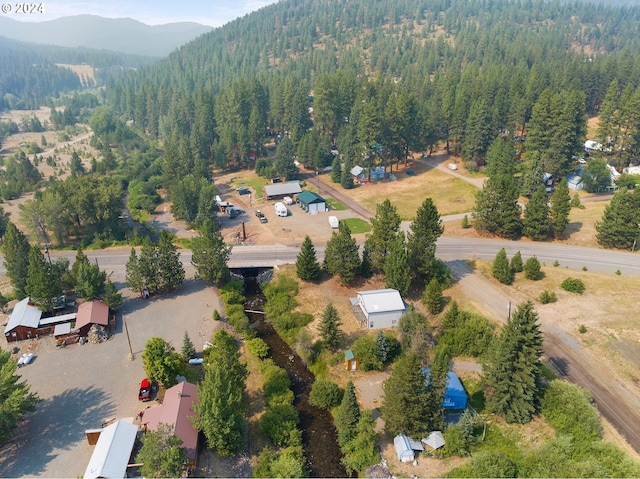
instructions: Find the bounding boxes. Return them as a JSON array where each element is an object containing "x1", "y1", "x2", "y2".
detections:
[{"x1": 9, "y1": 0, "x2": 281, "y2": 27}]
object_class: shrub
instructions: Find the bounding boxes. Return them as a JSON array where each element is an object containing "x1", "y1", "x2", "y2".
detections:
[
  {"x1": 615, "y1": 269, "x2": 621, "y2": 275},
  {"x1": 492, "y1": 248, "x2": 514, "y2": 285},
  {"x1": 465, "y1": 160, "x2": 479, "y2": 172},
  {"x1": 220, "y1": 280, "x2": 246, "y2": 304},
  {"x1": 351, "y1": 335, "x2": 383, "y2": 371},
  {"x1": 212, "y1": 309, "x2": 221, "y2": 321},
  {"x1": 510, "y1": 251, "x2": 523, "y2": 273},
  {"x1": 309, "y1": 379, "x2": 344, "y2": 409},
  {"x1": 261, "y1": 404, "x2": 299, "y2": 446},
  {"x1": 578, "y1": 325, "x2": 587, "y2": 334},
  {"x1": 461, "y1": 215, "x2": 470, "y2": 229},
  {"x1": 224, "y1": 304, "x2": 254, "y2": 338},
  {"x1": 524, "y1": 256, "x2": 542, "y2": 280},
  {"x1": 247, "y1": 338, "x2": 270, "y2": 358},
  {"x1": 538, "y1": 290, "x2": 557, "y2": 304},
  {"x1": 261, "y1": 359, "x2": 291, "y2": 404},
  {"x1": 582, "y1": 266, "x2": 588, "y2": 271},
  {"x1": 422, "y1": 278, "x2": 444, "y2": 315},
  {"x1": 561, "y1": 277, "x2": 585, "y2": 294},
  {"x1": 553, "y1": 259, "x2": 560, "y2": 267}
]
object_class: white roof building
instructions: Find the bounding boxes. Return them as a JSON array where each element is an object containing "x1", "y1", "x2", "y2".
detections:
[
  {"x1": 351, "y1": 289, "x2": 406, "y2": 330},
  {"x1": 84, "y1": 421, "x2": 138, "y2": 479}
]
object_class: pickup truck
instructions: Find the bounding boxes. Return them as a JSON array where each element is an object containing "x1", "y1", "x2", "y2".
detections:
[{"x1": 138, "y1": 378, "x2": 155, "y2": 402}]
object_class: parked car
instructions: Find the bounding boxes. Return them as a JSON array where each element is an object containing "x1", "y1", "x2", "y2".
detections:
[
  {"x1": 283, "y1": 196, "x2": 293, "y2": 205},
  {"x1": 17, "y1": 353, "x2": 34, "y2": 367},
  {"x1": 255, "y1": 210, "x2": 268, "y2": 223}
]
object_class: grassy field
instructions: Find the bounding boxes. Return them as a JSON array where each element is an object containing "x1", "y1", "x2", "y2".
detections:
[
  {"x1": 326, "y1": 198, "x2": 346, "y2": 210},
  {"x1": 342, "y1": 217, "x2": 371, "y2": 233}
]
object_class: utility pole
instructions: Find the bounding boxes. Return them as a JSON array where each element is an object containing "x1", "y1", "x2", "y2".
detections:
[{"x1": 124, "y1": 316, "x2": 134, "y2": 360}]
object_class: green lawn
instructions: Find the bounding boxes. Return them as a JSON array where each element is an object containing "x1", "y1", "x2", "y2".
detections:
[
  {"x1": 326, "y1": 198, "x2": 346, "y2": 211},
  {"x1": 342, "y1": 218, "x2": 371, "y2": 234},
  {"x1": 232, "y1": 176, "x2": 268, "y2": 194}
]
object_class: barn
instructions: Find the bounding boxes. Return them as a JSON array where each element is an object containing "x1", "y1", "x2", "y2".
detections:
[
  {"x1": 296, "y1": 190, "x2": 327, "y2": 214},
  {"x1": 350, "y1": 289, "x2": 406, "y2": 330},
  {"x1": 422, "y1": 369, "x2": 468, "y2": 410},
  {"x1": 263, "y1": 183, "x2": 302, "y2": 200}
]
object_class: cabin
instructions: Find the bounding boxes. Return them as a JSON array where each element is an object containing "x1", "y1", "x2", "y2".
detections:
[
  {"x1": 422, "y1": 369, "x2": 468, "y2": 410},
  {"x1": 350, "y1": 289, "x2": 406, "y2": 330},
  {"x1": 141, "y1": 381, "x2": 200, "y2": 466},
  {"x1": 296, "y1": 191, "x2": 327, "y2": 214}
]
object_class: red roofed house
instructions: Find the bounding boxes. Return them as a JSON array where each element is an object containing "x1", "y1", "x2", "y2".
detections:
[
  {"x1": 75, "y1": 300, "x2": 109, "y2": 337},
  {"x1": 141, "y1": 381, "x2": 200, "y2": 466}
]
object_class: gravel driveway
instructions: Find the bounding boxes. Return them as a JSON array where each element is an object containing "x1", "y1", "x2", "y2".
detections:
[{"x1": 0, "y1": 275, "x2": 223, "y2": 478}]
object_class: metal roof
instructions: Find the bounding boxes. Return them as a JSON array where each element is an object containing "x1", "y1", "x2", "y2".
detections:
[
  {"x1": 263, "y1": 183, "x2": 302, "y2": 197},
  {"x1": 75, "y1": 300, "x2": 109, "y2": 331},
  {"x1": 296, "y1": 190, "x2": 325, "y2": 205},
  {"x1": 345, "y1": 349, "x2": 355, "y2": 361},
  {"x1": 84, "y1": 420, "x2": 138, "y2": 479},
  {"x1": 357, "y1": 289, "x2": 405, "y2": 313},
  {"x1": 54, "y1": 323, "x2": 72, "y2": 336},
  {"x1": 350, "y1": 165, "x2": 364, "y2": 176},
  {"x1": 4, "y1": 298, "x2": 42, "y2": 333},
  {"x1": 422, "y1": 431, "x2": 446, "y2": 450},
  {"x1": 39, "y1": 312, "x2": 77, "y2": 326}
]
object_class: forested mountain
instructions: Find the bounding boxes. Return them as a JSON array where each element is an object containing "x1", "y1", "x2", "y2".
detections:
[
  {"x1": 0, "y1": 15, "x2": 212, "y2": 57},
  {"x1": 104, "y1": 0, "x2": 640, "y2": 182},
  {"x1": 0, "y1": 37, "x2": 155, "y2": 111}
]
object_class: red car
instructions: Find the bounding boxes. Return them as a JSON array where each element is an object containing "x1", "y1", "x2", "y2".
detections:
[{"x1": 138, "y1": 378, "x2": 152, "y2": 401}]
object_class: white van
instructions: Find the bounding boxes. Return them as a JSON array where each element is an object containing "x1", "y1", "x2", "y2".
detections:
[{"x1": 274, "y1": 202, "x2": 288, "y2": 217}]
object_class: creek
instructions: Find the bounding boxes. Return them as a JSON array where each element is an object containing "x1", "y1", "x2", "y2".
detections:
[{"x1": 243, "y1": 274, "x2": 349, "y2": 478}]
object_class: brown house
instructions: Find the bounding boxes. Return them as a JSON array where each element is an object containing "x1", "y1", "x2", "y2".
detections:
[
  {"x1": 4, "y1": 298, "x2": 76, "y2": 342},
  {"x1": 75, "y1": 300, "x2": 109, "y2": 337}
]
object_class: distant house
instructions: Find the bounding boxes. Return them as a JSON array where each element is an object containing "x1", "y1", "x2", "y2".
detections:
[
  {"x1": 350, "y1": 289, "x2": 406, "y2": 330},
  {"x1": 394, "y1": 434, "x2": 424, "y2": 462},
  {"x1": 566, "y1": 172, "x2": 583, "y2": 191},
  {"x1": 542, "y1": 172, "x2": 554, "y2": 193},
  {"x1": 296, "y1": 191, "x2": 327, "y2": 214},
  {"x1": 4, "y1": 297, "x2": 76, "y2": 342},
  {"x1": 75, "y1": 300, "x2": 109, "y2": 337},
  {"x1": 344, "y1": 349, "x2": 359, "y2": 371},
  {"x1": 141, "y1": 381, "x2": 200, "y2": 465},
  {"x1": 263, "y1": 183, "x2": 302, "y2": 200},
  {"x1": 584, "y1": 139, "x2": 602, "y2": 152},
  {"x1": 422, "y1": 369, "x2": 468, "y2": 410},
  {"x1": 84, "y1": 420, "x2": 138, "y2": 479}
]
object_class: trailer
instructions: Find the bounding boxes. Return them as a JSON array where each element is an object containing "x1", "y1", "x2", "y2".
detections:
[{"x1": 274, "y1": 202, "x2": 288, "y2": 217}]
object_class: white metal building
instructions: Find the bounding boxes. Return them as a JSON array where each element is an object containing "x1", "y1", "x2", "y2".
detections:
[
  {"x1": 84, "y1": 420, "x2": 138, "y2": 479},
  {"x1": 352, "y1": 289, "x2": 406, "y2": 329}
]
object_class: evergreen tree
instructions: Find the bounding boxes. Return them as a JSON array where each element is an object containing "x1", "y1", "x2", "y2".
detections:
[
  {"x1": 318, "y1": 303, "x2": 344, "y2": 352},
  {"x1": 595, "y1": 188, "x2": 640, "y2": 250},
  {"x1": 492, "y1": 248, "x2": 514, "y2": 285},
  {"x1": 75, "y1": 261, "x2": 107, "y2": 300},
  {"x1": 182, "y1": 330, "x2": 196, "y2": 360},
  {"x1": 407, "y1": 197, "x2": 444, "y2": 282},
  {"x1": 273, "y1": 136, "x2": 299, "y2": 180},
  {"x1": 571, "y1": 192, "x2": 582, "y2": 209},
  {"x1": 341, "y1": 412, "x2": 380, "y2": 476},
  {"x1": 324, "y1": 221, "x2": 360, "y2": 284},
  {"x1": 550, "y1": 179, "x2": 571, "y2": 239},
  {"x1": 136, "y1": 423, "x2": 187, "y2": 479},
  {"x1": 382, "y1": 352, "x2": 442, "y2": 437},
  {"x1": 103, "y1": 279, "x2": 123, "y2": 311},
  {"x1": 510, "y1": 251, "x2": 524, "y2": 273},
  {"x1": 473, "y1": 174, "x2": 522, "y2": 239},
  {"x1": 295, "y1": 235, "x2": 321, "y2": 281},
  {"x1": 519, "y1": 151, "x2": 544, "y2": 198},
  {"x1": 0, "y1": 349, "x2": 40, "y2": 444},
  {"x1": 2, "y1": 222, "x2": 30, "y2": 299},
  {"x1": 384, "y1": 232, "x2": 411, "y2": 296},
  {"x1": 422, "y1": 278, "x2": 444, "y2": 315},
  {"x1": 341, "y1": 158, "x2": 354, "y2": 189},
  {"x1": 331, "y1": 155, "x2": 342, "y2": 183},
  {"x1": 485, "y1": 301, "x2": 543, "y2": 423},
  {"x1": 335, "y1": 381, "x2": 360, "y2": 447},
  {"x1": 582, "y1": 158, "x2": 611, "y2": 193},
  {"x1": 138, "y1": 238, "x2": 160, "y2": 293},
  {"x1": 71, "y1": 247, "x2": 89, "y2": 284},
  {"x1": 484, "y1": 136, "x2": 517, "y2": 179},
  {"x1": 125, "y1": 247, "x2": 144, "y2": 295},
  {"x1": 365, "y1": 199, "x2": 401, "y2": 272},
  {"x1": 156, "y1": 230, "x2": 185, "y2": 293},
  {"x1": 376, "y1": 330, "x2": 390, "y2": 365},
  {"x1": 524, "y1": 256, "x2": 542, "y2": 280},
  {"x1": 26, "y1": 245, "x2": 62, "y2": 312},
  {"x1": 359, "y1": 243, "x2": 373, "y2": 279},
  {"x1": 191, "y1": 218, "x2": 232, "y2": 285},
  {"x1": 523, "y1": 185, "x2": 551, "y2": 241}
]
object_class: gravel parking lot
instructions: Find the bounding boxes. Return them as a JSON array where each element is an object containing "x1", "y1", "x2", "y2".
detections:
[{"x1": 0, "y1": 274, "x2": 223, "y2": 478}]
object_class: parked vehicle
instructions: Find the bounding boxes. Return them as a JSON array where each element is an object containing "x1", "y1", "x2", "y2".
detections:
[
  {"x1": 283, "y1": 196, "x2": 293, "y2": 205},
  {"x1": 328, "y1": 216, "x2": 339, "y2": 228},
  {"x1": 274, "y1": 202, "x2": 288, "y2": 217},
  {"x1": 139, "y1": 378, "x2": 154, "y2": 401},
  {"x1": 255, "y1": 210, "x2": 268, "y2": 223},
  {"x1": 17, "y1": 353, "x2": 34, "y2": 367}
]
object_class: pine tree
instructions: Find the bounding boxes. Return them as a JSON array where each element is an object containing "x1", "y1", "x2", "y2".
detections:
[
  {"x1": 422, "y1": 278, "x2": 444, "y2": 314},
  {"x1": 365, "y1": 199, "x2": 401, "y2": 272},
  {"x1": 318, "y1": 303, "x2": 344, "y2": 352},
  {"x1": 75, "y1": 261, "x2": 106, "y2": 300},
  {"x1": 156, "y1": 230, "x2": 185, "y2": 293},
  {"x1": 273, "y1": 136, "x2": 299, "y2": 180},
  {"x1": 0, "y1": 350, "x2": 40, "y2": 443},
  {"x1": 341, "y1": 412, "x2": 380, "y2": 476},
  {"x1": 595, "y1": 188, "x2": 640, "y2": 250},
  {"x1": 341, "y1": 158, "x2": 354, "y2": 189},
  {"x1": 510, "y1": 251, "x2": 524, "y2": 273},
  {"x1": 191, "y1": 218, "x2": 232, "y2": 285},
  {"x1": 550, "y1": 179, "x2": 571, "y2": 239},
  {"x1": 384, "y1": 232, "x2": 411, "y2": 296},
  {"x1": 524, "y1": 256, "x2": 542, "y2": 280},
  {"x1": 407, "y1": 197, "x2": 444, "y2": 282},
  {"x1": 182, "y1": 330, "x2": 196, "y2": 360},
  {"x1": 359, "y1": 244, "x2": 373, "y2": 279},
  {"x1": 376, "y1": 330, "x2": 390, "y2": 364},
  {"x1": 473, "y1": 174, "x2": 522, "y2": 239},
  {"x1": 484, "y1": 136, "x2": 517, "y2": 179},
  {"x1": 125, "y1": 247, "x2": 144, "y2": 295},
  {"x1": 103, "y1": 279, "x2": 123, "y2": 311},
  {"x1": 485, "y1": 301, "x2": 543, "y2": 423},
  {"x1": 523, "y1": 184, "x2": 551, "y2": 241},
  {"x1": 2, "y1": 222, "x2": 31, "y2": 299},
  {"x1": 519, "y1": 151, "x2": 544, "y2": 198},
  {"x1": 382, "y1": 352, "x2": 442, "y2": 437},
  {"x1": 138, "y1": 238, "x2": 160, "y2": 294},
  {"x1": 331, "y1": 155, "x2": 342, "y2": 183},
  {"x1": 492, "y1": 248, "x2": 514, "y2": 285},
  {"x1": 296, "y1": 236, "x2": 321, "y2": 281},
  {"x1": 324, "y1": 221, "x2": 360, "y2": 284},
  {"x1": 26, "y1": 245, "x2": 62, "y2": 312},
  {"x1": 335, "y1": 381, "x2": 360, "y2": 447}
]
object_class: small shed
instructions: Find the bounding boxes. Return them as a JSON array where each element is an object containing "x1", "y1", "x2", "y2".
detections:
[
  {"x1": 263, "y1": 183, "x2": 302, "y2": 200},
  {"x1": 350, "y1": 165, "x2": 365, "y2": 180},
  {"x1": 567, "y1": 173, "x2": 583, "y2": 190},
  {"x1": 344, "y1": 349, "x2": 359, "y2": 371},
  {"x1": 422, "y1": 369, "x2": 468, "y2": 410},
  {"x1": 75, "y1": 300, "x2": 109, "y2": 336},
  {"x1": 297, "y1": 191, "x2": 327, "y2": 214},
  {"x1": 422, "y1": 431, "x2": 446, "y2": 451},
  {"x1": 394, "y1": 434, "x2": 424, "y2": 463}
]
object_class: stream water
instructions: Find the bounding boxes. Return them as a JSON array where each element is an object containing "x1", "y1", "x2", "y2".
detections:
[{"x1": 243, "y1": 275, "x2": 349, "y2": 478}]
